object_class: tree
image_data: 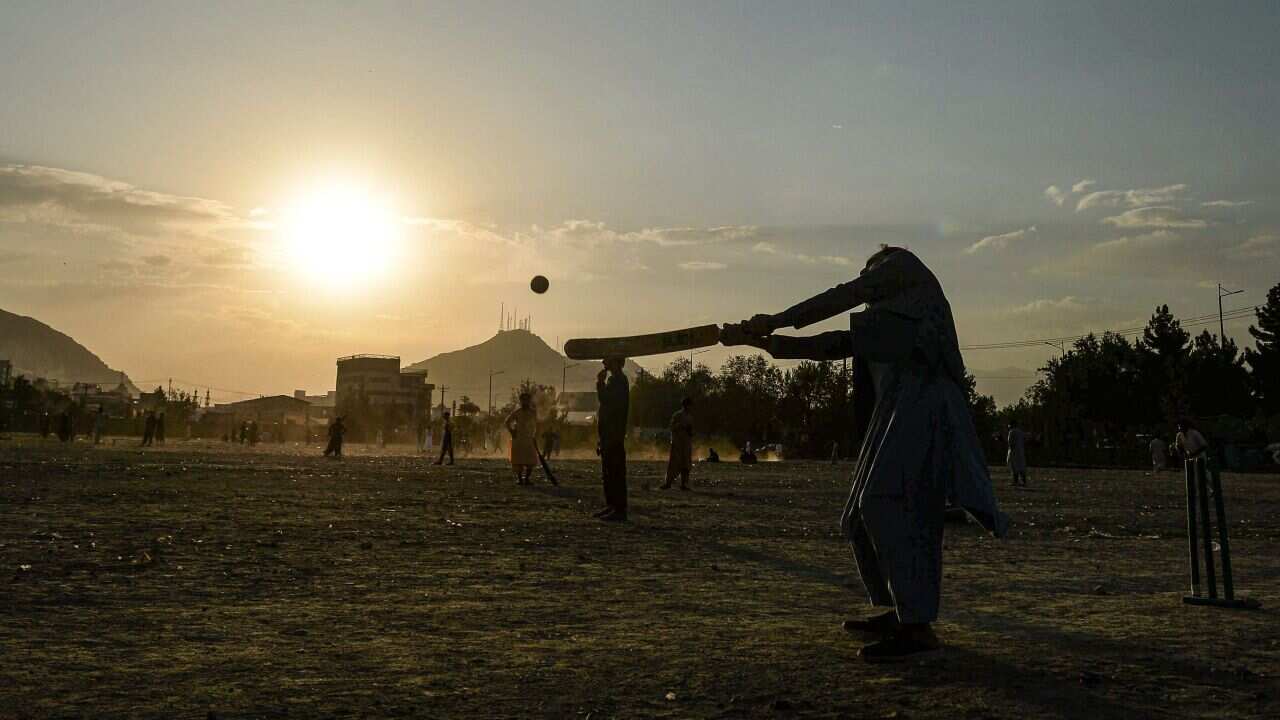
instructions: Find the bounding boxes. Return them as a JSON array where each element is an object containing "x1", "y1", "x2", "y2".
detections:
[
  {"x1": 1137, "y1": 304, "x2": 1191, "y2": 423},
  {"x1": 1186, "y1": 331, "x2": 1252, "y2": 420},
  {"x1": 457, "y1": 396, "x2": 481, "y2": 417},
  {"x1": 1244, "y1": 283, "x2": 1280, "y2": 413}
]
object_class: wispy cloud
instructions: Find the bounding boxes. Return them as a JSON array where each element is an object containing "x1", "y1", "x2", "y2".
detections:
[
  {"x1": 965, "y1": 226, "x2": 1036, "y2": 254},
  {"x1": 1044, "y1": 185, "x2": 1067, "y2": 207},
  {"x1": 1076, "y1": 183, "x2": 1188, "y2": 211},
  {"x1": 678, "y1": 261, "x2": 727, "y2": 271},
  {"x1": 1227, "y1": 233, "x2": 1278, "y2": 259},
  {"x1": 1008, "y1": 296, "x2": 1089, "y2": 315},
  {"x1": 1100, "y1": 206, "x2": 1206, "y2": 229},
  {"x1": 1071, "y1": 179, "x2": 1096, "y2": 194},
  {"x1": 0, "y1": 164, "x2": 241, "y2": 235},
  {"x1": 751, "y1": 241, "x2": 852, "y2": 266},
  {"x1": 1201, "y1": 200, "x2": 1253, "y2": 208}
]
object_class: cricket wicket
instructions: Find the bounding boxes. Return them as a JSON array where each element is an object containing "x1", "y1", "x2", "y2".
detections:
[{"x1": 1182, "y1": 456, "x2": 1260, "y2": 609}]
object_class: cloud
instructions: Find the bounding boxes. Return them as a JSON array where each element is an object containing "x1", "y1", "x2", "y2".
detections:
[
  {"x1": 533, "y1": 220, "x2": 756, "y2": 248},
  {"x1": 1201, "y1": 200, "x2": 1253, "y2": 208},
  {"x1": 0, "y1": 164, "x2": 240, "y2": 235},
  {"x1": 1008, "y1": 296, "x2": 1089, "y2": 315},
  {"x1": 141, "y1": 254, "x2": 171, "y2": 267},
  {"x1": 1092, "y1": 229, "x2": 1180, "y2": 251},
  {"x1": 202, "y1": 245, "x2": 255, "y2": 267},
  {"x1": 677, "y1": 261, "x2": 727, "y2": 271},
  {"x1": 751, "y1": 241, "x2": 852, "y2": 266},
  {"x1": 1100, "y1": 206, "x2": 1206, "y2": 229},
  {"x1": 965, "y1": 226, "x2": 1036, "y2": 254},
  {"x1": 1044, "y1": 185, "x2": 1067, "y2": 207},
  {"x1": 1227, "y1": 234, "x2": 1278, "y2": 259},
  {"x1": 1076, "y1": 184, "x2": 1188, "y2": 211},
  {"x1": 1071, "y1": 179, "x2": 1097, "y2": 194}
]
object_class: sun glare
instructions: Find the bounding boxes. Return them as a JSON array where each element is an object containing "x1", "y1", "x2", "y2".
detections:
[{"x1": 278, "y1": 184, "x2": 403, "y2": 288}]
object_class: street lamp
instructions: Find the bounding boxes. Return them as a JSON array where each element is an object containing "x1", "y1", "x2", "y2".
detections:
[
  {"x1": 562, "y1": 362, "x2": 580, "y2": 398},
  {"x1": 488, "y1": 369, "x2": 505, "y2": 416},
  {"x1": 1218, "y1": 283, "x2": 1244, "y2": 343}
]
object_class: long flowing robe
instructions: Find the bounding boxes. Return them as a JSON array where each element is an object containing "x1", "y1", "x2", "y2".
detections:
[
  {"x1": 1007, "y1": 428, "x2": 1027, "y2": 474},
  {"x1": 761, "y1": 249, "x2": 1007, "y2": 624},
  {"x1": 667, "y1": 408, "x2": 694, "y2": 474},
  {"x1": 506, "y1": 407, "x2": 539, "y2": 467}
]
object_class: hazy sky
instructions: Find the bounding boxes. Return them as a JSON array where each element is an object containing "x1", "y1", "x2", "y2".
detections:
[{"x1": 1, "y1": 1, "x2": 1277, "y2": 404}]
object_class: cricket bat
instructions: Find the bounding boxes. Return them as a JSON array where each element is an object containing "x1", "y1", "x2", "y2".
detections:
[{"x1": 563, "y1": 324, "x2": 721, "y2": 360}]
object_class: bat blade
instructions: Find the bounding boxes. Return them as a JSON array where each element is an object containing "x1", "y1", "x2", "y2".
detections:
[{"x1": 564, "y1": 324, "x2": 721, "y2": 360}]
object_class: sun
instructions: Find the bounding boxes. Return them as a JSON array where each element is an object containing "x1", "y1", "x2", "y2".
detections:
[{"x1": 278, "y1": 184, "x2": 403, "y2": 287}]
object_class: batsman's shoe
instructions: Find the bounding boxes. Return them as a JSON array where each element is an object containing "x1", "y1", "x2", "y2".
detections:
[
  {"x1": 842, "y1": 611, "x2": 900, "y2": 638},
  {"x1": 858, "y1": 626, "x2": 941, "y2": 663}
]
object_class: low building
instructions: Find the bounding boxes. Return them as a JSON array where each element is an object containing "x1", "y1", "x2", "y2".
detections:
[
  {"x1": 206, "y1": 394, "x2": 314, "y2": 442},
  {"x1": 334, "y1": 355, "x2": 434, "y2": 417}
]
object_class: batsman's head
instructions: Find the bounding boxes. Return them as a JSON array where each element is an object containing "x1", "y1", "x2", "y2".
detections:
[{"x1": 603, "y1": 356, "x2": 626, "y2": 372}]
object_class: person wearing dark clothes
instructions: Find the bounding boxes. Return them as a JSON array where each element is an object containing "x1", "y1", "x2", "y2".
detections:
[
  {"x1": 324, "y1": 416, "x2": 346, "y2": 458},
  {"x1": 58, "y1": 410, "x2": 73, "y2": 442},
  {"x1": 594, "y1": 356, "x2": 630, "y2": 522},
  {"x1": 248, "y1": 420, "x2": 259, "y2": 446},
  {"x1": 704, "y1": 447, "x2": 720, "y2": 463},
  {"x1": 141, "y1": 411, "x2": 156, "y2": 446},
  {"x1": 434, "y1": 411, "x2": 455, "y2": 465},
  {"x1": 155, "y1": 412, "x2": 166, "y2": 445},
  {"x1": 40, "y1": 412, "x2": 51, "y2": 440}
]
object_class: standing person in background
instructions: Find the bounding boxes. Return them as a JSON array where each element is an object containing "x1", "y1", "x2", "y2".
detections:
[
  {"x1": 324, "y1": 416, "x2": 346, "y2": 458},
  {"x1": 1006, "y1": 423, "x2": 1028, "y2": 488},
  {"x1": 248, "y1": 420, "x2": 259, "y2": 446},
  {"x1": 1149, "y1": 435, "x2": 1168, "y2": 473},
  {"x1": 93, "y1": 407, "x2": 107, "y2": 445},
  {"x1": 434, "y1": 411, "x2": 455, "y2": 465},
  {"x1": 141, "y1": 411, "x2": 156, "y2": 447},
  {"x1": 663, "y1": 397, "x2": 694, "y2": 490},
  {"x1": 155, "y1": 412, "x2": 166, "y2": 445},
  {"x1": 594, "y1": 356, "x2": 630, "y2": 522},
  {"x1": 506, "y1": 392, "x2": 540, "y2": 485}
]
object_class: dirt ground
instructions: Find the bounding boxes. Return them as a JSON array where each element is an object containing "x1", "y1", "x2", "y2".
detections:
[{"x1": 1, "y1": 438, "x2": 1277, "y2": 719}]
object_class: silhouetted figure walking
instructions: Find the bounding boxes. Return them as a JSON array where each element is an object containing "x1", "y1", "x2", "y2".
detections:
[
  {"x1": 248, "y1": 420, "x2": 259, "y2": 446},
  {"x1": 594, "y1": 357, "x2": 630, "y2": 522},
  {"x1": 155, "y1": 412, "x2": 167, "y2": 446},
  {"x1": 58, "y1": 410, "x2": 73, "y2": 443},
  {"x1": 93, "y1": 407, "x2": 106, "y2": 445},
  {"x1": 434, "y1": 411, "x2": 454, "y2": 465},
  {"x1": 324, "y1": 416, "x2": 346, "y2": 458},
  {"x1": 141, "y1": 411, "x2": 156, "y2": 446}
]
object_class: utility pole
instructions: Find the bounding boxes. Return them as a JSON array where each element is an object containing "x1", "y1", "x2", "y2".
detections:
[
  {"x1": 1044, "y1": 340, "x2": 1065, "y2": 358},
  {"x1": 438, "y1": 385, "x2": 448, "y2": 415},
  {"x1": 562, "y1": 362, "x2": 579, "y2": 398},
  {"x1": 1219, "y1": 283, "x2": 1244, "y2": 343},
  {"x1": 488, "y1": 370, "x2": 505, "y2": 416}
]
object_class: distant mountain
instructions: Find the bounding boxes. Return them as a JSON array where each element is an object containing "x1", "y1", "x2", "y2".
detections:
[
  {"x1": 405, "y1": 329, "x2": 643, "y2": 405},
  {"x1": 0, "y1": 309, "x2": 138, "y2": 394}
]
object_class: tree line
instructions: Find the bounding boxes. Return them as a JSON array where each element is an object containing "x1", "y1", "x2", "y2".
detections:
[{"x1": 626, "y1": 282, "x2": 1280, "y2": 467}]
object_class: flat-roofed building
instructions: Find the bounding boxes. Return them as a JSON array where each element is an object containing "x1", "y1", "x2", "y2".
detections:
[{"x1": 334, "y1": 355, "x2": 434, "y2": 417}]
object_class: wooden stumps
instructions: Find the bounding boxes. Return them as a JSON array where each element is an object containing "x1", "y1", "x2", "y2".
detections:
[{"x1": 1181, "y1": 456, "x2": 1260, "y2": 609}]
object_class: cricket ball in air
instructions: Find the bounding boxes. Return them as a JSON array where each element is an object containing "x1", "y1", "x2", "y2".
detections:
[{"x1": 530, "y1": 275, "x2": 550, "y2": 294}]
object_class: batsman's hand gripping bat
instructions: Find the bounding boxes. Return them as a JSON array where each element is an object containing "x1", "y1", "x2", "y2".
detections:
[
  {"x1": 564, "y1": 324, "x2": 722, "y2": 360},
  {"x1": 535, "y1": 440, "x2": 558, "y2": 485}
]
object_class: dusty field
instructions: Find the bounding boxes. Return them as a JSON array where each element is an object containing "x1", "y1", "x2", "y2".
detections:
[{"x1": 1, "y1": 438, "x2": 1277, "y2": 719}]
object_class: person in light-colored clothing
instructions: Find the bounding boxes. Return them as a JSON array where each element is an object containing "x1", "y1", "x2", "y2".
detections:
[
  {"x1": 663, "y1": 397, "x2": 694, "y2": 490},
  {"x1": 506, "y1": 393, "x2": 539, "y2": 485},
  {"x1": 1006, "y1": 424, "x2": 1028, "y2": 487},
  {"x1": 1175, "y1": 420, "x2": 1209, "y2": 461},
  {"x1": 1149, "y1": 436, "x2": 1168, "y2": 473}
]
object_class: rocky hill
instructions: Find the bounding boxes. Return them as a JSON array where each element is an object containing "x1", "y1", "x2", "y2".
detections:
[
  {"x1": 405, "y1": 329, "x2": 642, "y2": 405},
  {"x1": 0, "y1": 309, "x2": 138, "y2": 393}
]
